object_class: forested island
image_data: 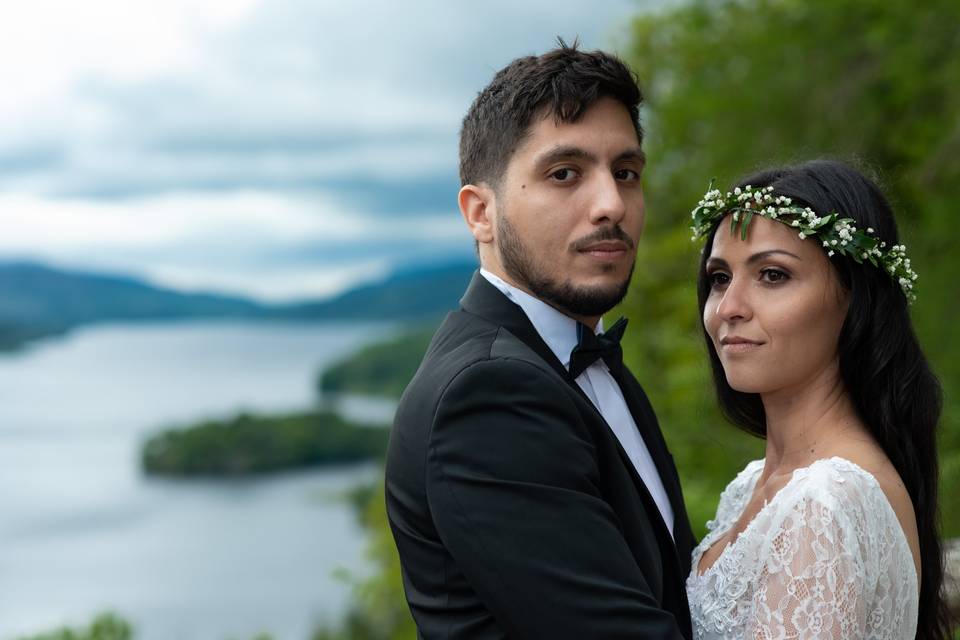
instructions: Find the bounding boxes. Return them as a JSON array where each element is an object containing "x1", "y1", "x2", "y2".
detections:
[
  {"x1": 0, "y1": 321, "x2": 65, "y2": 351},
  {"x1": 141, "y1": 410, "x2": 388, "y2": 476},
  {"x1": 318, "y1": 327, "x2": 435, "y2": 399},
  {"x1": 138, "y1": 326, "x2": 433, "y2": 478}
]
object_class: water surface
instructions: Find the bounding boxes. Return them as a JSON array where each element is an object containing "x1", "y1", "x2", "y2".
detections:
[{"x1": 0, "y1": 320, "x2": 395, "y2": 640}]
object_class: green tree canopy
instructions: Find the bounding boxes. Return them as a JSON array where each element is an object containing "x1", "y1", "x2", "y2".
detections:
[{"x1": 618, "y1": 0, "x2": 960, "y2": 534}]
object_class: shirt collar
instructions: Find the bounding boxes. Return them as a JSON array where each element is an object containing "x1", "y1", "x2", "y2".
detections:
[{"x1": 479, "y1": 268, "x2": 603, "y2": 369}]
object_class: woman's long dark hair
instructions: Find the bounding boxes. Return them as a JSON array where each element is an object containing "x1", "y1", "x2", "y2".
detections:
[{"x1": 696, "y1": 159, "x2": 949, "y2": 639}]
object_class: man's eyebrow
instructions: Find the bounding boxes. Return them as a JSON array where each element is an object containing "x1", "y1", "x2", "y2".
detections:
[
  {"x1": 533, "y1": 145, "x2": 647, "y2": 170},
  {"x1": 533, "y1": 145, "x2": 597, "y2": 169},
  {"x1": 615, "y1": 147, "x2": 646, "y2": 167}
]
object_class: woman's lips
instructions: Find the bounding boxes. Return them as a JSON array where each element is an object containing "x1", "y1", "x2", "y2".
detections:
[{"x1": 719, "y1": 336, "x2": 764, "y2": 353}]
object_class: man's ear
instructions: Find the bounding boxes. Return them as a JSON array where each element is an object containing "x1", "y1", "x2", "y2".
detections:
[{"x1": 458, "y1": 184, "x2": 495, "y2": 245}]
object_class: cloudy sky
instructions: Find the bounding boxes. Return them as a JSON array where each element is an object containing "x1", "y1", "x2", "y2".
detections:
[{"x1": 0, "y1": 0, "x2": 656, "y2": 302}]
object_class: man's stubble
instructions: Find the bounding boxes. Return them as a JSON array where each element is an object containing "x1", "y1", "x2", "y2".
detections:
[{"x1": 496, "y1": 211, "x2": 635, "y2": 319}]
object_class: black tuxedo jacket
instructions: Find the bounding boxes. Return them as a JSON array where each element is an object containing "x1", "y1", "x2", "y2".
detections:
[{"x1": 386, "y1": 272, "x2": 695, "y2": 639}]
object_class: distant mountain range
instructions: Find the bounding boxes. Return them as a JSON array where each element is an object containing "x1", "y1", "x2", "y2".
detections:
[
  {"x1": 0, "y1": 262, "x2": 264, "y2": 328},
  {"x1": 272, "y1": 262, "x2": 475, "y2": 320},
  {"x1": 0, "y1": 260, "x2": 476, "y2": 348}
]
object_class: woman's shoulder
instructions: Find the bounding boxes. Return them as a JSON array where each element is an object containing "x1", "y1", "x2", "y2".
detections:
[
  {"x1": 779, "y1": 456, "x2": 890, "y2": 516},
  {"x1": 770, "y1": 457, "x2": 917, "y2": 560},
  {"x1": 764, "y1": 456, "x2": 919, "y2": 590}
]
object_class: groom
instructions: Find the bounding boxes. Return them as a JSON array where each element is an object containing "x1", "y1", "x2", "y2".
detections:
[{"x1": 385, "y1": 43, "x2": 694, "y2": 639}]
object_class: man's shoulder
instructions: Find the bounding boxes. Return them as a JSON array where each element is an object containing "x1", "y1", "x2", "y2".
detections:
[
  {"x1": 399, "y1": 309, "x2": 566, "y2": 408},
  {"x1": 421, "y1": 309, "x2": 557, "y2": 379}
]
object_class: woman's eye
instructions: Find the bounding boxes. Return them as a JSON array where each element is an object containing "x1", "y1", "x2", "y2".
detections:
[
  {"x1": 761, "y1": 268, "x2": 790, "y2": 283},
  {"x1": 708, "y1": 272, "x2": 730, "y2": 288}
]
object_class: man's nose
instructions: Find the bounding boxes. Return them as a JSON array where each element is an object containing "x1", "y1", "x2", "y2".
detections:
[{"x1": 587, "y1": 174, "x2": 627, "y2": 225}]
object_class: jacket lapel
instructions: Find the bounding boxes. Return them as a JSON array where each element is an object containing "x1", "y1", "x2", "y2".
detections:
[
  {"x1": 614, "y1": 369, "x2": 694, "y2": 562},
  {"x1": 615, "y1": 371, "x2": 688, "y2": 533},
  {"x1": 460, "y1": 272, "x2": 688, "y2": 552}
]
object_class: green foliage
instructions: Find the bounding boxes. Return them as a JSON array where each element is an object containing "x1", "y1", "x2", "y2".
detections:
[
  {"x1": 319, "y1": 327, "x2": 436, "y2": 399},
  {"x1": 17, "y1": 613, "x2": 276, "y2": 640},
  {"x1": 311, "y1": 480, "x2": 417, "y2": 640},
  {"x1": 16, "y1": 613, "x2": 132, "y2": 640},
  {"x1": 141, "y1": 410, "x2": 389, "y2": 476},
  {"x1": 617, "y1": 0, "x2": 960, "y2": 536}
]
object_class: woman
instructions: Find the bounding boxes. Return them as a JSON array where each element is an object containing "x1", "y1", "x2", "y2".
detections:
[{"x1": 685, "y1": 160, "x2": 949, "y2": 639}]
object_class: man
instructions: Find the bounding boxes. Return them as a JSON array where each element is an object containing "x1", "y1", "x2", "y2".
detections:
[{"x1": 385, "y1": 43, "x2": 695, "y2": 639}]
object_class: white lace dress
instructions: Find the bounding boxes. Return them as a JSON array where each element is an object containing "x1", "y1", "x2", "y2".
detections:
[{"x1": 687, "y1": 457, "x2": 918, "y2": 639}]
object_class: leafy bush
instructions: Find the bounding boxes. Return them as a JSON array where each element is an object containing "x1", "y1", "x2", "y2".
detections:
[{"x1": 16, "y1": 613, "x2": 132, "y2": 640}]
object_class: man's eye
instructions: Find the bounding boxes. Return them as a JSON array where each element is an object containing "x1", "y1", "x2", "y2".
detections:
[
  {"x1": 615, "y1": 168, "x2": 640, "y2": 181},
  {"x1": 550, "y1": 168, "x2": 578, "y2": 182}
]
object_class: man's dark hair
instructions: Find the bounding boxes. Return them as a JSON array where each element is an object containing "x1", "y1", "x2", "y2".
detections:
[{"x1": 459, "y1": 39, "x2": 643, "y2": 189}]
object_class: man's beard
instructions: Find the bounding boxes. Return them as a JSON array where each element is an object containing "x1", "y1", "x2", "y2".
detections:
[{"x1": 497, "y1": 212, "x2": 635, "y2": 318}]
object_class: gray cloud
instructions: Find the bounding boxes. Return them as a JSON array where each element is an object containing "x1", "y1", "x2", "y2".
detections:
[
  {"x1": 0, "y1": 0, "x2": 641, "y2": 202},
  {"x1": 0, "y1": 0, "x2": 654, "y2": 298}
]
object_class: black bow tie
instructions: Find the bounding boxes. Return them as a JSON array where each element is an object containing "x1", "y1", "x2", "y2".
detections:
[{"x1": 568, "y1": 317, "x2": 628, "y2": 379}]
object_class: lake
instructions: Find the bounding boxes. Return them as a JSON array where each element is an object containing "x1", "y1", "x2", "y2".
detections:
[{"x1": 0, "y1": 320, "x2": 398, "y2": 640}]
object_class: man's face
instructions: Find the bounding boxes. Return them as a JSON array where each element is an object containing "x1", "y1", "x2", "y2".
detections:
[{"x1": 489, "y1": 97, "x2": 645, "y2": 321}]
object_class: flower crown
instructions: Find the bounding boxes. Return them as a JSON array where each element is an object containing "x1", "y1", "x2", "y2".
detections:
[{"x1": 690, "y1": 181, "x2": 918, "y2": 302}]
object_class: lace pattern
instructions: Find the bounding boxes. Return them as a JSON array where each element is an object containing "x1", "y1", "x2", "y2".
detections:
[{"x1": 686, "y1": 457, "x2": 918, "y2": 639}]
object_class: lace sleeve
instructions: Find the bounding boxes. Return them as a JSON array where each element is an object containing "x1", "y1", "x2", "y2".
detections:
[{"x1": 747, "y1": 491, "x2": 868, "y2": 639}]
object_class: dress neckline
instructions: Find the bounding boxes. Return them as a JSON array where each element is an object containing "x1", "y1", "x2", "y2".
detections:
[{"x1": 693, "y1": 456, "x2": 917, "y2": 584}]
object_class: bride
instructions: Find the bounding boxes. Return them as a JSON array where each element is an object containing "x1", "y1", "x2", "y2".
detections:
[{"x1": 685, "y1": 160, "x2": 950, "y2": 639}]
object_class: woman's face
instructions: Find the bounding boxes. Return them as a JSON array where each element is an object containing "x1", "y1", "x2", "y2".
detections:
[{"x1": 702, "y1": 215, "x2": 849, "y2": 395}]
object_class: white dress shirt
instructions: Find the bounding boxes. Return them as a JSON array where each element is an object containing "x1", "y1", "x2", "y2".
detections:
[{"x1": 479, "y1": 269, "x2": 674, "y2": 537}]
